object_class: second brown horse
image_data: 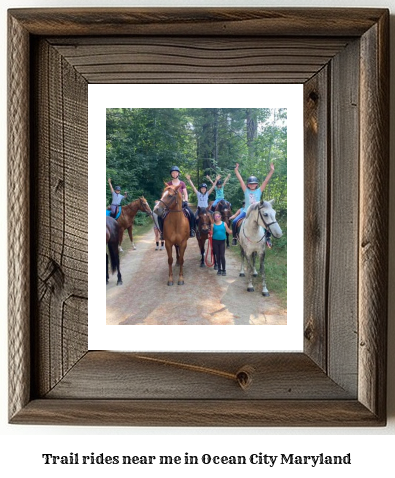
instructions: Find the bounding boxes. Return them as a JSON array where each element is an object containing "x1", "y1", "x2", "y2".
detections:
[{"x1": 153, "y1": 185, "x2": 189, "y2": 285}]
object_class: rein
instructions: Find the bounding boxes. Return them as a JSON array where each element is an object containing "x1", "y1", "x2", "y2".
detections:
[{"x1": 205, "y1": 231, "x2": 214, "y2": 267}]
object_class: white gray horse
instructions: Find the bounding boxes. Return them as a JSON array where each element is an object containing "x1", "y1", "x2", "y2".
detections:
[{"x1": 238, "y1": 199, "x2": 283, "y2": 296}]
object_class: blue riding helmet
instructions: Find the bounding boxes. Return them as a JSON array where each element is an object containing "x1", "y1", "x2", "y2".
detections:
[
  {"x1": 247, "y1": 176, "x2": 259, "y2": 185},
  {"x1": 114, "y1": 186, "x2": 121, "y2": 191},
  {"x1": 170, "y1": 166, "x2": 180, "y2": 175}
]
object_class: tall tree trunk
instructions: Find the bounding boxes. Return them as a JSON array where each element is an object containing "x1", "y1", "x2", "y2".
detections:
[{"x1": 246, "y1": 108, "x2": 258, "y2": 161}]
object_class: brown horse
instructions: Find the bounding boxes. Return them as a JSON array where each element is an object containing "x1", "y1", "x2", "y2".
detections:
[
  {"x1": 153, "y1": 184, "x2": 189, "y2": 286},
  {"x1": 117, "y1": 197, "x2": 152, "y2": 250},
  {"x1": 196, "y1": 207, "x2": 212, "y2": 267},
  {"x1": 106, "y1": 216, "x2": 122, "y2": 285}
]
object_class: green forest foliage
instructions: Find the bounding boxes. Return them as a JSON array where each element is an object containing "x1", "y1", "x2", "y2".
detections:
[{"x1": 106, "y1": 108, "x2": 287, "y2": 215}]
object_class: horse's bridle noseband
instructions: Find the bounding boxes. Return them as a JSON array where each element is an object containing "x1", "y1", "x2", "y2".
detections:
[
  {"x1": 242, "y1": 204, "x2": 278, "y2": 244},
  {"x1": 158, "y1": 190, "x2": 182, "y2": 216}
]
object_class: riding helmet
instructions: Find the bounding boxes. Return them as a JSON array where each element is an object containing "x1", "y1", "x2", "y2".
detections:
[
  {"x1": 247, "y1": 176, "x2": 259, "y2": 185},
  {"x1": 200, "y1": 183, "x2": 208, "y2": 189},
  {"x1": 217, "y1": 179, "x2": 223, "y2": 185},
  {"x1": 170, "y1": 166, "x2": 180, "y2": 175},
  {"x1": 115, "y1": 186, "x2": 121, "y2": 191}
]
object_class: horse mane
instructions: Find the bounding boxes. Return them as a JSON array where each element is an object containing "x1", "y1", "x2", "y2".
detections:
[{"x1": 245, "y1": 200, "x2": 272, "y2": 219}]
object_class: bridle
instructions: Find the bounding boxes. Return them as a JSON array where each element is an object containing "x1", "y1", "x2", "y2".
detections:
[
  {"x1": 157, "y1": 189, "x2": 182, "y2": 216},
  {"x1": 140, "y1": 197, "x2": 153, "y2": 216},
  {"x1": 198, "y1": 210, "x2": 211, "y2": 232},
  {"x1": 242, "y1": 204, "x2": 278, "y2": 244}
]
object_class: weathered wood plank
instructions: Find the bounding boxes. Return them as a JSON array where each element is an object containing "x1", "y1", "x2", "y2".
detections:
[
  {"x1": 46, "y1": 352, "x2": 354, "y2": 400},
  {"x1": 359, "y1": 12, "x2": 389, "y2": 421},
  {"x1": 11, "y1": 399, "x2": 384, "y2": 427},
  {"x1": 32, "y1": 40, "x2": 88, "y2": 397},
  {"x1": 8, "y1": 8, "x2": 387, "y2": 37},
  {"x1": 303, "y1": 67, "x2": 329, "y2": 371},
  {"x1": 327, "y1": 39, "x2": 360, "y2": 395}
]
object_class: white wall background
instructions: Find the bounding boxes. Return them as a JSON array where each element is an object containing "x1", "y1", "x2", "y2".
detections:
[{"x1": 1, "y1": 0, "x2": 394, "y2": 476}]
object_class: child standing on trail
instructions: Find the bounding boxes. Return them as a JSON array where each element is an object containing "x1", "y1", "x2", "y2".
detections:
[
  {"x1": 206, "y1": 173, "x2": 231, "y2": 211},
  {"x1": 211, "y1": 211, "x2": 232, "y2": 276},
  {"x1": 231, "y1": 162, "x2": 275, "y2": 246},
  {"x1": 153, "y1": 200, "x2": 164, "y2": 250},
  {"x1": 108, "y1": 177, "x2": 128, "y2": 218}
]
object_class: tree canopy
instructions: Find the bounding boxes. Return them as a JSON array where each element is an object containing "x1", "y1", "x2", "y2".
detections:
[{"x1": 106, "y1": 108, "x2": 287, "y2": 215}]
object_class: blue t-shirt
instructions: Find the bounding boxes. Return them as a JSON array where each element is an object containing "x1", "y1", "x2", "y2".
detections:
[
  {"x1": 215, "y1": 186, "x2": 225, "y2": 200},
  {"x1": 212, "y1": 222, "x2": 226, "y2": 240},
  {"x1": 243, "y1": 187, "x2": 262, "y2": 213}
]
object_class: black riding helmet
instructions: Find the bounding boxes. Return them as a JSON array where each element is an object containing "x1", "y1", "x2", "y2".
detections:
[
  {"x1": 200, "y1": 183, "x2": 208, "y2": 190},
  {"x1": 216, "y1": 179, "x2": 223, "y2": 185},
  {"x1": 247, "y1": 176, "x2": 259, "y2": 185},
  {"x1": 115, "y1": 186, "x2": 121, "y2": 191}
]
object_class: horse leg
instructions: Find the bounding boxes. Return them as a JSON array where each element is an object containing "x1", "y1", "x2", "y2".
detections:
[
  {"x1": 118, "y1": 227, "x2": 125, "y2": 252},
  {"x1": 260, "y1": 250, "x2": 269, "y2": 296},
  {"x1": 245, "y1": 253, "x2": 255, "y2": 292},
  {"x1": 252, "y1": 251, "x2": 258, "y2": 277},
  {"x1": 199, "y1": 238, "x2": 205, "y2": 267},
  {"x1": 127, "y1": 226, "x2": 136, "y2": 250},
  {"x1": 116, "y1": 253, "x2": 122, "y2": 285},
  {"x1": 106, "y1": 252, "x2": 109, "y2": 283},
  {"x1": 177, "y1": 242, "x2": 187, "y2": 285},
  {"x1": 165, "y1": 242, "x2": 174, "y2": 286},
  {"x1": 239, "y1": 246, "x2": 246, "y2": 277},
  {"x1": 175, "y1": 245, "x2": 180, "y2": 266}
]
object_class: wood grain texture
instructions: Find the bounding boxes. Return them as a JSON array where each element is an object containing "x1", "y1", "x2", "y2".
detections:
[
  {"x1": 359, "y1": 12, "x2": 389, "y2": 421},
  {"x1": 11, "y1": 399, "x2": 384, "y2": 427},
  {"x1": 49, "y1": 37, "x2": 350, "y2": 84},
  {"x1": 7, "y1": 8, "x2": 389, "y2": 426},
  {"x1": 327, "y1": 39, "x2": 359, "y2": 396},
  {"x1": 45, "y1": 352, "x2": 354, "y2": 400},
  {"x1": 31, "y1": 39, "x2": 88, "y2": 398},
  {"x1": 8, "y1": 13, "x2": 31, "y2": 421},
  {"x1": 8, "y1": 8, "x2": 387, "y2": 37},
  {"x1": 303, "y1": 67, "x2": 329, "y2": 370}
]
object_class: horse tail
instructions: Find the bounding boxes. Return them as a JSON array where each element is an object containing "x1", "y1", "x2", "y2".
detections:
[{"x1": 108, "y1": 242, "x2": 118, "y2": 274}]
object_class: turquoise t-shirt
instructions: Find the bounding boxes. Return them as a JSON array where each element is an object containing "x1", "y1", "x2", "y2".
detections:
[
  {"x1": 243, "y1": 187, "x2": 262, "y2": 212},
  {"x1": 212, "y1": 222, "x2": 226, "y2": 240},
  {"x1": 215, "y1": 186, "x2": 225, "y2": 200}
]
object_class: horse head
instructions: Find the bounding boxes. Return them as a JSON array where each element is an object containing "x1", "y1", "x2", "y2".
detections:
[
  {"x1": 153, "y1": 185, "x2": 182, "y2": 217},
  {"x1": 139, "y1": 196, "x2": 153, "y2": 216},
  {"x1": 197, "y1": 207, "x2": 212, "y2": 234},
  {"x1": 254, "y1": 199, "x2": 282, "y2": 238},
  {"x1": 218, "y1": 200, "x2": 232, "y2": 225}
]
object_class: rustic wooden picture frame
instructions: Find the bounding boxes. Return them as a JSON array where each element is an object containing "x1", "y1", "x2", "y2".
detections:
[{"x1": 8, "y1": 8, "x2": 389, "y2": 426}]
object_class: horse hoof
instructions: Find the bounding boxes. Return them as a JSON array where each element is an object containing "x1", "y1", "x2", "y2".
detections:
[
  {"x1": 214, "y1": 265, "x2": 218, "y2": 270},
  {"x1": 178, "y1": 281, "x2": 184, "y2": 285},
  {"x1": 262, "y1": 291, "x2": 270, "y2": 297},
  {"x1": 239, "y1": 273, "x2": 245, "y2": 277},
  {"x1": 168, "y1": 281, "x2": 174, "y2": 286},
  {"x1": 247, "y1": 287, "x2": 255, "y2": 292},
  {"x1": 253, "y1": 273, "x2": 258, "y2": 277},
  {"x1": 200, "y1": 263, "x2": 205, "y2": 267},
  {"x1": 117, "y1": 281, "x2": 123, "y2": 285}
]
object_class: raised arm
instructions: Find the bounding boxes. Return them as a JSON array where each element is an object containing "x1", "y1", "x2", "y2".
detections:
[
  {"x1": 207, "y1": 174, "x2": 220, "y2": 196},
  {"x1": 260, "y1": 162, "x2": 275, "y2": 192},
  {"x1": 222, "y1": 173, "x2": 231, "y2": 187},
  {"x1": 234, "y1": 163, "x2": 246, "y2": 192},
  {"x1": 206, "y1": 174, "x2": 214, "y2": 185},
  {"x1": 185, "y1": 174, "x2": 198, "y2": 196},
  {"x1": 108, "y1": 177, "x2": 114, "y2": 194}
]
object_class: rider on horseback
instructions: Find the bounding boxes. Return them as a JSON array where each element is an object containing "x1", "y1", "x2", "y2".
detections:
[
  {"x1": 108, "y1": 177, "x2": 128, "y2": 218},
  {"x1": 185, "y1": 173, "x2": 220, "y2": 237},
  {"x1": 206, "y1": 173, "x2": 231, "y2": 212},
  {"x1": 231, "y1": 162, "x2": 275, "y2": 246},
  {"x1": 157, "y1": 166, "x2": 196, "y2": 239}
]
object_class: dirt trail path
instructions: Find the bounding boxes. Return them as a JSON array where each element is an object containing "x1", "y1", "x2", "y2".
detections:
[{"x1": 106, "y1": 230, "x2": 286, "y2": 325}]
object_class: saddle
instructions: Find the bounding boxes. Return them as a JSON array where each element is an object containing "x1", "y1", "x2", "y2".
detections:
[
  {"x1": 162, "y1": 207, "x2": 189, "y2": 222},
  {"x1": 106, "y1": 206, "x2": 122, "y2": 220},
  {"x1": 235, "y1": 217, "x2": 245, "y2": 232}
]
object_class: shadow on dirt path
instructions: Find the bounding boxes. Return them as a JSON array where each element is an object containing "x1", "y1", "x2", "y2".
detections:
[{"x1": 106, "y1": 229, "x2": 286, "y2": 325}]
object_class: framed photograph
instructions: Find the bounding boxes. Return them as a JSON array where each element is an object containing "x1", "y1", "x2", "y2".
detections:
[{"x1": 8, "y1": 8, "x2": 389, "y2": 426}]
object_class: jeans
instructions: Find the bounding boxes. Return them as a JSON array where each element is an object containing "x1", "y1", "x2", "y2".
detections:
[{"x1": 231, "y1": 211, "x2": 246, "y2": 236}]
